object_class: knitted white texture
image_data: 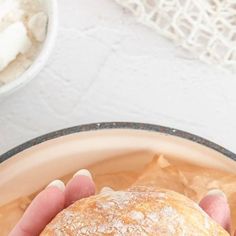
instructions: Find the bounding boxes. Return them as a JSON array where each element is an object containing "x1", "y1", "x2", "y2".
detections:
[{"x1": 115, "y1": 0, "x2": 236, "y2": 69}]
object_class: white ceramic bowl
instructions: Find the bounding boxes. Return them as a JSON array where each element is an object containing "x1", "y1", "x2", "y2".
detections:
[
  {"x1": 0, "y1": 0, "x2": 58, "y2": 98},
  {"x1": 1, "y1": 122, "x2": 236, "y2": 205},
  {"x1": 0, "y1": 122, "x2": 236, "y2": 234}
]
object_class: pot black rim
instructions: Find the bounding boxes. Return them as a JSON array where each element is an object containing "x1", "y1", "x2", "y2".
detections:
[{"x1": 1, "y1": 122, "x2": 235, "y2": 163}]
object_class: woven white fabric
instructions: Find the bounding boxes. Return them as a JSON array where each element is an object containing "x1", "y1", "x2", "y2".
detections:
[{"x1": 115, "y1": 0, "x2": 236, "y2": 69}]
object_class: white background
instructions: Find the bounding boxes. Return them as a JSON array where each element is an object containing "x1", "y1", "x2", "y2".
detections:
[{"x1": 0, "y1": 0, "x2": 236, "y2": 155}]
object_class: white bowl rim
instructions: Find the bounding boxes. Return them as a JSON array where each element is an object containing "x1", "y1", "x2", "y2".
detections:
[{"x1": 0, "y1": 0, "x2": 58, "y2": 97}]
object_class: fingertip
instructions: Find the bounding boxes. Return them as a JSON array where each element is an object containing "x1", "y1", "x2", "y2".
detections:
[
  {"x1": 199, "y1": 191, "x2": 231, "y2": 233},
  {"x1": 205, "y1": 189, "x2": 227, "y2": 200},
  {"x1": 42, "y1": 185, "x2": 65, "y2": 210},
  {"x1": 73, "y1": 169, "x2": 92, "y2": 179},
  {"x1": 47, "y1": 180, "x2": 65, "y2": 192},
  {"x1": 65, "y1": 170, "x2": 95, "y2": 207}
]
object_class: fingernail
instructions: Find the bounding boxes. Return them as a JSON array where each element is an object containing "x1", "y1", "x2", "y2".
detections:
[
  {"x1": 206, "y1": 189, "x2": 227, "y2": 200},
  {"x1": 47, "y1": 180, "x2": 65, "y2": 192},
  {"x1": 100, "y1": 186, "x2": 114, "y2": 193},
  {"x1": 73, "y1": 169, "x2": 92, "y2": 179}
]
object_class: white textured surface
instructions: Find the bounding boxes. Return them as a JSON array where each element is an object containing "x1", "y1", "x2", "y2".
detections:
[{"x1": 0, "y1": 0, "x2": 236, "y2": 155}]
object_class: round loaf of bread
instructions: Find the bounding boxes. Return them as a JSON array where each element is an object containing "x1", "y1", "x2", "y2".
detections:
[{"x1": 41, "y1": 186, "x2": 228, "y2": 236}]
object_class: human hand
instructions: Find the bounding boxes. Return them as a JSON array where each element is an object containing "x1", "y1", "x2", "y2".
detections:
[
  {"x1": 10, "y1": 172, "x2": 234, "y2": 236},
  {"x1": 9, "y1": 169, "x2": 95, "y2": 236}
]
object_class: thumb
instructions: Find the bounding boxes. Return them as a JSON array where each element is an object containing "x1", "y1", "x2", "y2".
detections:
[{"x1": 199, "y1": 189, "x2": 231, "y2": 233}]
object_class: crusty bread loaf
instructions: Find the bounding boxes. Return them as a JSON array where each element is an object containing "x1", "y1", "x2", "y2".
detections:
[{"x1": 41, "y1": 186, "x2": 228, "y2": 235}]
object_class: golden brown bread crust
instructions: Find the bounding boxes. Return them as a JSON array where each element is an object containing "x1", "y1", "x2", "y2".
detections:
[{"x1": 41, "y1": 186, "x2": 228, "y2": 236}]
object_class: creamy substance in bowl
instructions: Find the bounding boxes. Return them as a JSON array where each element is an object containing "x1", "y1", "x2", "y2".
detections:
[{"x1": 0, "y1": 0, "x2": 48, "y2": 86}]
